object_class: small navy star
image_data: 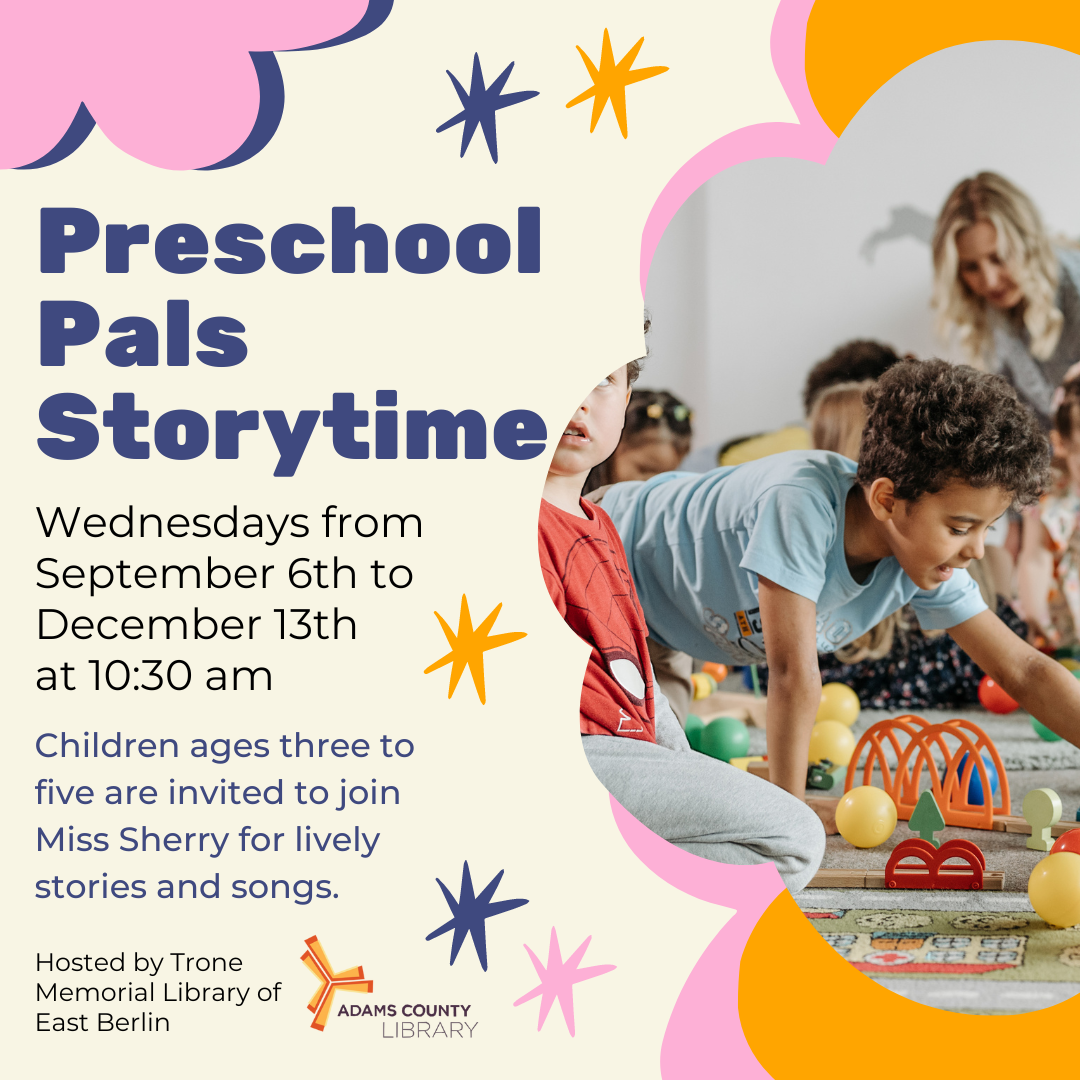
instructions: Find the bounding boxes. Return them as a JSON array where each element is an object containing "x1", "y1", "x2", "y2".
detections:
[
  {"x1": 425, "y1": 861, "x2": 529, "y2": 970},
  {"x1": 436, "y1": 54, "x2": 539, "y2": 163}
]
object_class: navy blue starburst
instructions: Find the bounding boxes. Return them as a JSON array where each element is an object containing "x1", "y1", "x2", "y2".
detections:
[
  {"x1": 425, "y1": 861, "x2": 529, "y2": 970},
  {"x1": 436, "y1": 54, "x2": 539, "y2": 163}
]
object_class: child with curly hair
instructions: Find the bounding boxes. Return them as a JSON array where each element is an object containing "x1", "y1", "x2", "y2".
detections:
[
  {"x1": 762, "y1": 378, "x2": 1030, "y2": 710},
  {"x1": 599, "y1": 360, "x2": 1080, "y2": 798}
]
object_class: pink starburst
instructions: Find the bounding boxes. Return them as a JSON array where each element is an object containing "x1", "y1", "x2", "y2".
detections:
[{"x1": 513, "y1": 928, "x2": 615, "y2": 1036}]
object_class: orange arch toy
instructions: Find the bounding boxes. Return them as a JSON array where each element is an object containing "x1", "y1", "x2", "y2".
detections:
[{"x1": 844, "y1": 715, "x2": 1010, "y2": 829}]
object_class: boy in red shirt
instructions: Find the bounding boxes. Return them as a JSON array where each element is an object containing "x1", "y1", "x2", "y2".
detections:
[{"x1": 539, "y1": 360, "x2": 825, "y2": 891}]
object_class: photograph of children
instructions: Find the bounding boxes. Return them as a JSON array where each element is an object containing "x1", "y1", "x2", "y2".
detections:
[{"x1": 537, "y1": 40, "x2": 1080, "y2": 1016}]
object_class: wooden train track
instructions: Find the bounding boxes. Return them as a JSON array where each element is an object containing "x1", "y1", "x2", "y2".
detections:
[{"x1": 806, "y1": 867, "x2": 1005, "y2": 890}]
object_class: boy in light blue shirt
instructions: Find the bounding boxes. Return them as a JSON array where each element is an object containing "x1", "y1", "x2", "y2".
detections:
[
  {"x1": 602, "y1": 451, "x2": 986, "y2": 667},
  {"x1": 600, "y1": 360, "x2": 1080, "y2": 797}
]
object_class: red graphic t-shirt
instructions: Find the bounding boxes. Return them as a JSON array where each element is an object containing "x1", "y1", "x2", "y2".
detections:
[{"x1": 538, "y1": 498, "x2": 656, "y2": 741}]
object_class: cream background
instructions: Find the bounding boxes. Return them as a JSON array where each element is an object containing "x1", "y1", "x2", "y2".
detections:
[{"x1": 1, "y1": 2, "x2": 796, "y2": 1075}]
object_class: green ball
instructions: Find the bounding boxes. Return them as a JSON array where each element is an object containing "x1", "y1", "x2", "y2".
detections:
[
  {"x1": 699, "y1": 715, "x2": 750, "y2": 762},
  {"x1": 684, "y1": 713, "x2": 705, "y2": 752},
  {"x1": 1031, "y1": 715, "x2": 1063, "y2": 742}
]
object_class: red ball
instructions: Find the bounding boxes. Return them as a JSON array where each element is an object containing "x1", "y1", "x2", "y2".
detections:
[
  {"x1": 1051, "y1": 830, "x2": 1080, "y2": 856},
  {"x1": 978, "y1": 675, "x2": 1018, "y2": 714}
]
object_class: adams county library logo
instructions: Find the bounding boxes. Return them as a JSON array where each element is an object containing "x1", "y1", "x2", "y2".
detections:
[
  {"x1": 300, "y1": 935, "x2": 477, "y2": 1038},
  {"x1": 300, "y1": 935, "x2": 373, "y2": 1031}
]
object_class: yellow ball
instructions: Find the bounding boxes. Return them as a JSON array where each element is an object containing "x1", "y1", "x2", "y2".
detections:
[
  {"x1": 1059, "y1": 658, "x2": 1080, "y2": 673},
  {"x1": 835, "y1": 786, "x2": 898, "y2": 848},
  {"x1": 1029, "y1": 852, "x2": 1080, "y2": 927},
  {"x1": 816, "y1": 682, "x2": 860, "y2": 727},
  {"x1": 808, "y1": 720, "x2": 856, "y2": 767},
  {"x1": 690, "y1": 672, "x2": 718, "y2": 700}
]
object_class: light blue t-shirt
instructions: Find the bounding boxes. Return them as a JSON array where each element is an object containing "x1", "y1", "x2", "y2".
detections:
[{"x1": 600, "y1": 451, "x2": 987, "y2": 664}]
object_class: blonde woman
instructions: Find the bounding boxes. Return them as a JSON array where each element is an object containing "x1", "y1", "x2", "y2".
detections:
[{"x1": 932, "y1": 171, "x2": 1080, "y2": 427}]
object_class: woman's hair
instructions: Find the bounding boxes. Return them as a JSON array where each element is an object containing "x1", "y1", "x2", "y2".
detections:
[
  {"x1": 803, "y1": 340, "x2": 903, "y2": 415},
  {"x1": 931, "y1": 171, "x2": 1062, "y2": 364},
  {"x1": 808, "y1": 380, "x2": 872, "y2": 460},
  {"x1": 583, "y1": 388, "x2": 692, "y2": 493}
]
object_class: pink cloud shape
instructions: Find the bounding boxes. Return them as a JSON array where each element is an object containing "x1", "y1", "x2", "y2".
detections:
[
  {"x1": 623, "y1": 8, "x2": 839, "y2": 1074},
  {"x1": 0, "y1": 1, "x2": 370, "y2": 170}
]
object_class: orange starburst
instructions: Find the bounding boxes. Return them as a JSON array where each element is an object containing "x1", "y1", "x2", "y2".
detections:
[
  {"x1": 424, "y1": 594, "x2": 526, "y2": 704},
  {"x1": 566, "y1": 28, "x2": 668, "y2": 137}
]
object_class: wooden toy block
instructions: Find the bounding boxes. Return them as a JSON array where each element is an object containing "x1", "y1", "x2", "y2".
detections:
[
  {"x1": 728, "y1": 756, "x2": 765, "y2": 771},
  {"x1": 806, "y1": 796, "x2": 839, "y2": 835},
  {"x1": 990, "y1": 815, "x2": 1077, "y2": 837},
  {"x1": 747, "y1": 760, "x2": 770, "y2": 780},
  {"x1": 805, "y1": 868, "x2": 870, "y2": 888},
  {"x1": 908, "y1": 789, "x2": 946, "y2": 847},
  {"x1": 884, "y1": 837, "x2": 986, "y2": 889},
  {"x1": 806, "y1": 867, "x2": 1005, "y2": 890},
  {"x1": 1023, "y1": 788, "x2": 1063, "y2": 851}
]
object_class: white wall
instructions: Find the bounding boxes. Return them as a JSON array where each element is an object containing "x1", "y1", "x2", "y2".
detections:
[{"x1": 644, "y1": 40, "x2": 1080, "y2": 450}]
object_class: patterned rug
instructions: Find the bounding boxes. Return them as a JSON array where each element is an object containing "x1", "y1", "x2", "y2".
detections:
[{"x1": 805, "y1": 907, "x2": 1080, "y2": 982}]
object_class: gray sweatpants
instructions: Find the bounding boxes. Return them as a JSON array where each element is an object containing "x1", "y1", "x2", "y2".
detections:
[{"x1": 583, "y1": 692, "x2": 825, "y2": 892}]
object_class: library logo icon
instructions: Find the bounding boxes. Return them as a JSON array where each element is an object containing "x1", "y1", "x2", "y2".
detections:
[{"x1": 300, "y1": 935, "x2": 373, "y2": 1031}]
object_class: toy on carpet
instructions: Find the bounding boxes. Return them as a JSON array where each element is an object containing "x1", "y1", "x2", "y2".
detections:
[
  {"x1": 908, "y1": 789, "x2": 946, "y2": 846},
  {"x1": 956, "y1": 751, "x2": 999, "y2": 806},
  {"x1": 740, "y1": 665, "x2": 764, "y2": 696},
  {"x1": 684, "y1": 713, "x2": 704, "y2": 752},
  {"x1": 806, "y1": 865, "x2": 1004, "y2": 890},
  {"x1": 701, "y1": 662, "x2": 728, "y2": 682},
  {"x1": 977, "y1": 675, "x2": 1018, "y2": 714},
  {"x1": 845, "y1": 715, "x2": 1010, "y2": 830},
  {"x1": 729, "y1": 754, "x2": 766, "y2": 771},
  {"x1": 884, "y1": 837, "x2": 986, "y2": 890},
  {"x1": 1031, "y1": 715, "x2": 1063, "y2": 742},
  {"x1": 690, "y1": 672, "x2": 718, "y2": 700},
  {"x1": 1023, "y1": 788, "x2": 1063, "y2": 852},
  {"x1": 742, "y1": 756, "x2": 841, "y2": 795},
  {"x1": 806, "y1": 759, "x2": 836, "y2": 791},
  {"x1": 1028, "y1": 851, "x2": 1080, "y2": 927},
  {"x1": 809, "y1": 720, "x2": 856, "y2": 768},
  {"x1": 835, "y1": 785, "x2": 897, "y2": 848},
  {"x1": 816, "y1": 682, "x2": 860, "y2": 727},
  {"x1": 1051, "y1": 829, "x2": 1080, "y2": 856},
  {"x1": 690, "y1": 672, "x2": 716, "y2": 700},
  {"x1": 698, "y1": 715, "x2": 749, "y2": 762}
]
